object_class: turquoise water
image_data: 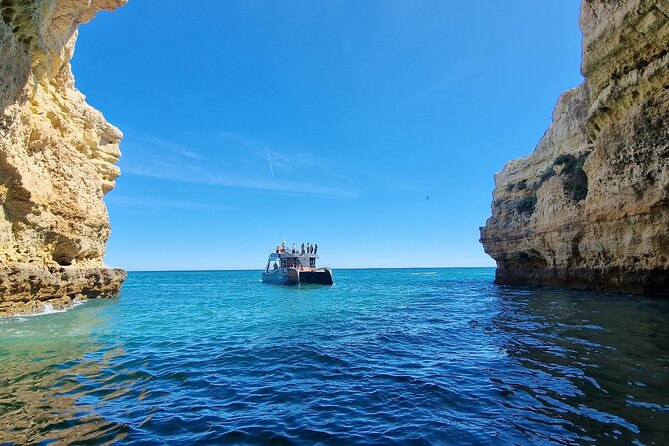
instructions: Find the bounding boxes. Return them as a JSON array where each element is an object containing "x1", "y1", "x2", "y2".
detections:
[{"x1": 1, "y1": 268, "x2": 668, "y2": 444}]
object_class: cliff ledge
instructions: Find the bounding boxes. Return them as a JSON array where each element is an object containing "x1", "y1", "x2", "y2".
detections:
[
  {"x1": 0, "y1": 0, "x2": 127, "y2": 316},
  {"x1": 481, "y1": 0, "x2": 669, "y2": 295}
]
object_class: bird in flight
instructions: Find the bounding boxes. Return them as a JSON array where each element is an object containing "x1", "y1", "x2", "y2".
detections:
[{"x1": 425, "y1": 196, "x2": 431, "y2": 202}]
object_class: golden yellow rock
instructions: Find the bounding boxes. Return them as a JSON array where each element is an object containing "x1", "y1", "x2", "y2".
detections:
[
  {"x1": 0, "y1": 0, "x2": 127, "y2": 315},
  {"x1": 480, "y1": 0, "x2": 669, "y2": 295}
]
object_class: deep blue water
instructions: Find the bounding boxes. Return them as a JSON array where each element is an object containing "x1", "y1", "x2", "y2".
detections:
[{"x1": 1, "y1": 268, "x2": 668, "y2": 445}]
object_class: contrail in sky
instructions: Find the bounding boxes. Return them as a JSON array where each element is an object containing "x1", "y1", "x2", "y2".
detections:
[{"x1": 266, "y1": 144, "x2": 274, "y2": 177}]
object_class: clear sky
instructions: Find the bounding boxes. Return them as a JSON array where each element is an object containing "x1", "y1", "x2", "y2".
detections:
[{"x1": 73, "y1": 1, "x2": 584, "y2": 271}]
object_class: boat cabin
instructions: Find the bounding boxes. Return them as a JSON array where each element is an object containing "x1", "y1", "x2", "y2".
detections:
[{"x1": 266, "y1": 252, "x2": 319, "y2": 272}]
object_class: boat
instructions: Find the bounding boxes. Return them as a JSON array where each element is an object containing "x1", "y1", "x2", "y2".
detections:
[{"x1": 262, "y1": 249, "x2": 333, "y2": 285}]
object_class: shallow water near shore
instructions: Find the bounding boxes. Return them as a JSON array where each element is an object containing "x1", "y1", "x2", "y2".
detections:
[{"x1": 1, "y1": 268, "x2": 668, "y2": 444}]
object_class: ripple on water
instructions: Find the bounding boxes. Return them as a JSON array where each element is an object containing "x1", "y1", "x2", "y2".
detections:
[{"x1": 0, "y1": 268, "x2": 668, "y2": 444}]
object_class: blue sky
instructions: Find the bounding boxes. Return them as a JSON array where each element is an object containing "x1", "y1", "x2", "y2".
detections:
[{"x1": 73, "y1": 0, "x2": 583, "y2": 270}]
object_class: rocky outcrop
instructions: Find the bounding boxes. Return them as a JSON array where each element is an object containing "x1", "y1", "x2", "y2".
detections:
[
  {"x1": 0, "y1": 266, "x2": 126, "y2": 316},
  {"x1": 481, "y1": 0, "x2": 669, "y2": 295},
  {"x1": 0, "y1": 0, "x2": 127, "y2": 315}
]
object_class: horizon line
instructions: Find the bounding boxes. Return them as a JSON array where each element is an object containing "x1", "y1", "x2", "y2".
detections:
[{"x1": 121, "y1": 266, "x2": 497, "y2": 273}]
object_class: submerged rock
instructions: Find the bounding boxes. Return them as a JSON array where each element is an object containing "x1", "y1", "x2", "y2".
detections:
[
  {"x1": 0, "y1": 0, "x2": 127, "y2": 315},
  {"x1": 481, "y1": 0, "x2": 669, "y2": 295}
]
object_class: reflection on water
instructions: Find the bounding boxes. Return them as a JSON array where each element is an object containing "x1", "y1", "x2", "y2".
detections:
[
  {"x1": 490, "y1": 288, "x2": 669, "y2": 444},
  {"x1": 0, "y1": 269, "x2": 667, "y2": 445},
  {"x1": 0, "y1": 301, "x2": 128, "y2": 444}
]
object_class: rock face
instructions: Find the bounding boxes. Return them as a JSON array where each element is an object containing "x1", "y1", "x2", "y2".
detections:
[
  {"x1": 481, "y1": 0, "x2": 669, "y2": 295},
  {"x1": 0, "y1": 0, "x2": 127, "y2": 316}
]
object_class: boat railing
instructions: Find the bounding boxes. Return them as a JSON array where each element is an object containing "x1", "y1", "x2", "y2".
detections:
[{"x1": 269, "y1": 250, "x2": 320, "y2": 256}]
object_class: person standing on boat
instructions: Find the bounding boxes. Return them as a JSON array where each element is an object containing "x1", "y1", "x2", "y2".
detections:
[
  {"x1": 276, "y1": 244, "x2": 281, "y2": 254},
  {"x1": 314, "y1": 243, "x2": 318, "y2": 254},
  {"x1": 281, "y1": 241, "x2": 286, "y2": 253},
  {"x1": 291, "y1": 243, "x2": 297, "y2": 254},
  {"x1": 306, "y1": 243, "x2": 311, "y2": 254},
  {"x1": 301, "y1": 243, "x2": 305, "y2": 255}
]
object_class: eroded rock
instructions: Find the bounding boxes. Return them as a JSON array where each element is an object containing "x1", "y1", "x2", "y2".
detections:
[
  {"x1": 480, "y1": 0, "x2": 669, "y2": 295},
  {"x1": 0, "y1": 0, "x2": 127, "y2": 315}
]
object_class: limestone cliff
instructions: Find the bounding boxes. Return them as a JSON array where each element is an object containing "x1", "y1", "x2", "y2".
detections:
[
  {"x1": 0, "y1": 0, "x2": 127, "y2": 315},
  {"x1": 481, "y1": 0, "x2": 669, "y2": 295}
]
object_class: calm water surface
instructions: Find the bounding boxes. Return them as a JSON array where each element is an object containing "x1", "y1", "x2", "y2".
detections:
[{"x1": 1, "y1": 268, "x2": 668, "y2": 445}]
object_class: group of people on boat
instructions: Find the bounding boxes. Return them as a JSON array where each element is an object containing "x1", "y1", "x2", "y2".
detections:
[{"x1": 275, "y1": 241, "x2": 318, "y2": 255}]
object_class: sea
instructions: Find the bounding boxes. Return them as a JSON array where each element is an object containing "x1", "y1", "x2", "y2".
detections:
[{"x1": 0, "y1": 268, "x2": 668, "y2": 445}]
